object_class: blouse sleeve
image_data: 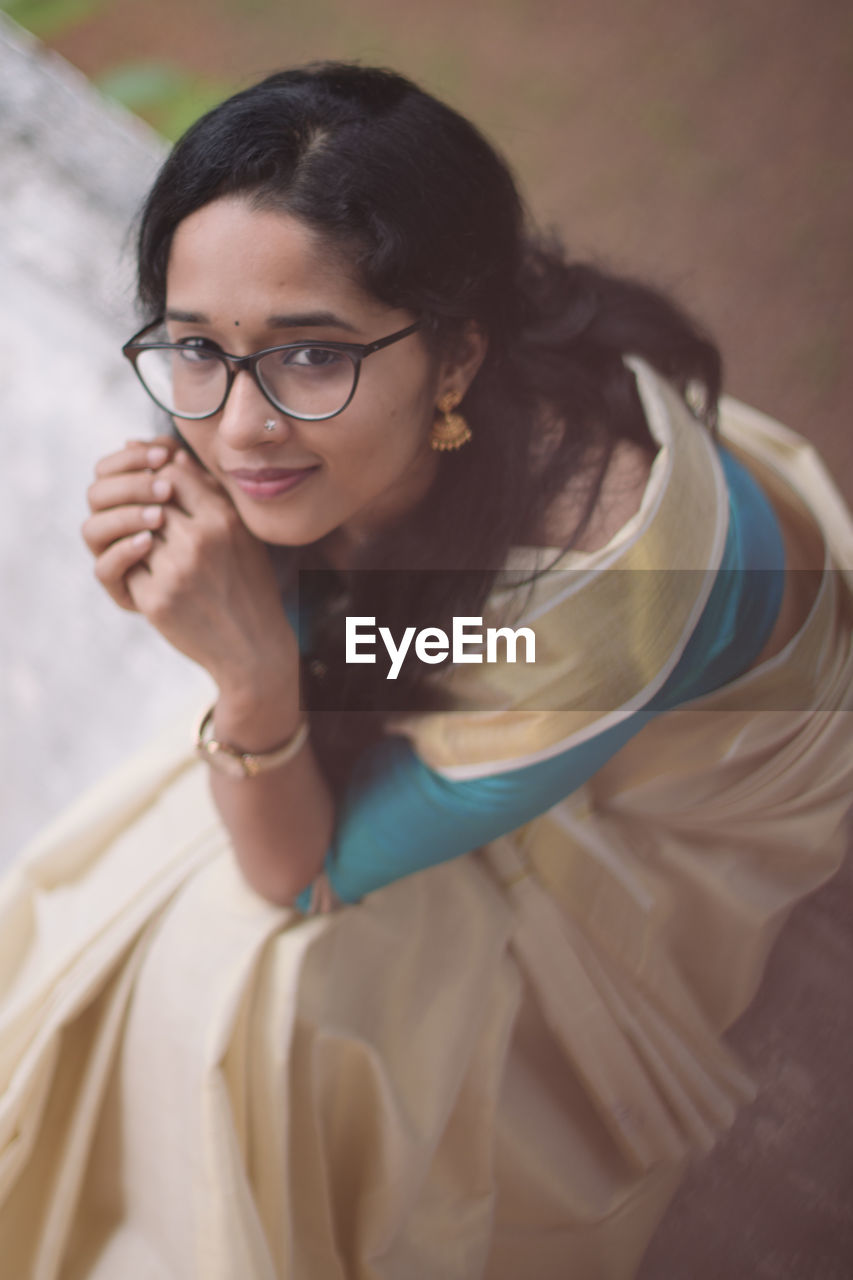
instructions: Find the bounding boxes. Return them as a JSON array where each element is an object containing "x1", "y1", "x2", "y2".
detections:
[{"x1": 294, "y1": 447, "x2": 785, "y2": 912}]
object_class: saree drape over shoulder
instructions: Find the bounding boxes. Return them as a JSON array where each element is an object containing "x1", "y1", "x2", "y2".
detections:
[{"x1": 1, "y1": 360, "x2": 851, "y2": 1279}]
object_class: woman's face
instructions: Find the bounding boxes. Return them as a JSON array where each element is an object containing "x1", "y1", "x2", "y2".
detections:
[{"x1": 164, "y1": 197, "x2": 480, "y2": 566}]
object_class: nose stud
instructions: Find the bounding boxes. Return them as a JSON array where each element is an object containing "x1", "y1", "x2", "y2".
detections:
[{"x1": 263, "y1": 419, "x2": 277, "y2": 433}]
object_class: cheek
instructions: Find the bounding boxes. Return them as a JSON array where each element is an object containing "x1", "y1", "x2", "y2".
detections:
[
  {"x1": 374, "y1": 372, "x2": 438, "y2": 453},
  {"x1": 328, "y1": 387, "x2": 432, "y2": 472}
]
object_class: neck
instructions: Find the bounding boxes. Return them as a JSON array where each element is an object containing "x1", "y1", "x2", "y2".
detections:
[{"x1": 315, "y1": 528, "x2": 365, "y2": 573}]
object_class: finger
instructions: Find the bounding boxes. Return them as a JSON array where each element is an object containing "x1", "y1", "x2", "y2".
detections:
[
  {"x1": 87, "y1": 469, "x2": 174, "y2": 515},
  {"x1": 94, "y1": 439, "x2": 174, "y2": 477},
  {"x1": 93, "y1": 530, "x2": 156, "y2": 612},
  {"x1": 82, "y1": 502, "x2": 165, "y2": 555},
  {"x1": 123, "y1": 434, "x2": 176, "y2": 450},
  {"x1": 94, "y1": 435, "x2": 179, "y2": 480},
  {"x1": 123, "y1": 562, "x2": 153, "y2": 614}
]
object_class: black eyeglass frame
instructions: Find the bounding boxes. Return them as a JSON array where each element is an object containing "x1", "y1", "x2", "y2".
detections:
[{"x1": 121, "y1": 317, "x2": 422, "y2": 422}]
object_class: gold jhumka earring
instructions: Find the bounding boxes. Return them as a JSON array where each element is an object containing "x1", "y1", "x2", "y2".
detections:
[{"x1": 429, "y1": 391, "x2": 472, "y2": 451}]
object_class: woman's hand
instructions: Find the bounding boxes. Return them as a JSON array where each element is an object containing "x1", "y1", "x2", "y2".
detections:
[
  {"x1": 85, "y1": 437, "x2": 333, "y2": 904},
  {"x1": 83, "y1": 438, "x2": 299, "y2": 703},
  {"x1": 82, "y1": 436, "x2": 178, "y2": 612}
]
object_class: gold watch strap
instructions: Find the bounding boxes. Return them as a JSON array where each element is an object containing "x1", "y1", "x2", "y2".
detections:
[{"x1": 195, "y1": 704, "x2": 309, "y2": 777}]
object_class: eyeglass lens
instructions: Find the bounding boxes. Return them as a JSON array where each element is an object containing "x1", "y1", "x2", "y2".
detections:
[{"x1": 133, "y1": 336, "x2": 358, "y2": 420}]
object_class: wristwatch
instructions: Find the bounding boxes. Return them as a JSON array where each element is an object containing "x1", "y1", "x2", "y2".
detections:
[{"x1": 195, "y1": 704, "x2": 309, "y2": 778}]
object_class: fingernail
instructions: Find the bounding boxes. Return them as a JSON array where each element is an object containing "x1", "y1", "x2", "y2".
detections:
[
  {"x1": 174, "y1": 449, "x2": 189, "y2": 465},
  {"x1": 147, "y1": 446, "x2": 169, "y2": 467},
  {"x1": 152, "y1": 479, "x2": 171, "y2": 500},
  {"x1": 132, "y1": 530, "x2": 152, "y2": 547},
  {"x1": 143, "y1": 505, "x2": 162, "y2": 525}
]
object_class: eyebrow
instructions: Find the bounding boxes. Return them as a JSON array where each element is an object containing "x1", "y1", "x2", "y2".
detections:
[{"x1": 164, "y1": 308, "x2": 359, "y2": 332}]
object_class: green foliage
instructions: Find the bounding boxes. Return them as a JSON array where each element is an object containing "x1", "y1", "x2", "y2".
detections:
[
  {"x1": 96, "y1": 61, "x2": 186, "y2": 109},
  {"x1": 95, "y1": 60, "x2": 236, "y2": 140},
  {"x1": 2, "y1": 0, "x2": 234, "y2": 141},
  {"x1": 1, "y1": 0, "x2": 108, "y2": 39}
]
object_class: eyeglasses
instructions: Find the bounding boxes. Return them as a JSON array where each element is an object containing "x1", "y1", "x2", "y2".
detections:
[{"x1": 121, "y1": 318, "x2": 422, "y2": 422}]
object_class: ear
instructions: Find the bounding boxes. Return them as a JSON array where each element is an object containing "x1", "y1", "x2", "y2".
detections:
[{"x1": 435, "y1": 322, "x2": 488, "y2": 403}]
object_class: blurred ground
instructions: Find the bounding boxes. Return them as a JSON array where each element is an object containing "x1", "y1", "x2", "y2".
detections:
[
  {"x1": 637, "y1": 828, "x2": 853, "y2": 1280},
  {"x1": 4, "y1": 2, "x2": 852, "y2": 1276},
  {"x1": 48, "y1": 0, "x2": 853, "y2": 503}
]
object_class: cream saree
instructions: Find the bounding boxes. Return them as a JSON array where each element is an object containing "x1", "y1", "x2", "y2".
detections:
[{"x1": 0, "y1": 360, "x2": 850, "y2": 1279}]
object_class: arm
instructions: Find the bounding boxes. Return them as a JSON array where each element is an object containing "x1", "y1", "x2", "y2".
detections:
[{"x1": 207, "y1": 690, "x2": 336, "y2": 906}]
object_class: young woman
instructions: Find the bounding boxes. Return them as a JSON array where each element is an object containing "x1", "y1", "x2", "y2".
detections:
[{"x1": 0, "y1": 63, "x2": 850, "y2": 1279}]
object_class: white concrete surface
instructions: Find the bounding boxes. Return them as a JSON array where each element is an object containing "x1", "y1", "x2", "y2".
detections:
[{"x1": 0, "y1": 14, "x2": 212, "y2": 869}]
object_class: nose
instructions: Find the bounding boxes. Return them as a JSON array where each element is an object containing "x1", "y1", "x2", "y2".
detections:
[{"x1": 216, "y1": 369, "x2": 295, "y2": 449}]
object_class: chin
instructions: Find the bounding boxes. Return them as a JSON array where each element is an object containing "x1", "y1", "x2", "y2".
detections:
[
  {"x1": 241, "y1": 518, "x2": 326, "y2": 548},
  {"x1": 262, "y1": 530, "x2": 327, "y2": 548},
  {"x1": 233, "y1": 506, "x2": 331, "y2": 548}
]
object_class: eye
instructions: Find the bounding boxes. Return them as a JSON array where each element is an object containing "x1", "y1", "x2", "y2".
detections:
[
  {"x1": 283, "y1": 346, "x2": 348, "y2": 370},
  {"x1": 175, "y1": 337, "x2": 221, "y2": 364}
]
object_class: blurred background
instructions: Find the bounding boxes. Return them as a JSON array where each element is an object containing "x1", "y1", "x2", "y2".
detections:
[{"x1": 4, "y1": 0, "x2": 851, "y2": 496}]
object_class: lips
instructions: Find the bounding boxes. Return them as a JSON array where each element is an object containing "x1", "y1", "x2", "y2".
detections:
[
  {"x1": 226, "y1": 464, "x2": 320, "y2": 500},
  {"x1": 227, "y1": 467, "x2": 317, "y2": 480}
]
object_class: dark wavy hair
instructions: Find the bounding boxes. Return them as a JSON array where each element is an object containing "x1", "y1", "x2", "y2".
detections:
[{"x1": 135, "y1": 62, "x2": 722, "y2": 789}]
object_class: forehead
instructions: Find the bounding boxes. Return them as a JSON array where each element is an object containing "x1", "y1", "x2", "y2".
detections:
[{"x1": 166, "y1": 197, "x2": 378, "y2": 323}]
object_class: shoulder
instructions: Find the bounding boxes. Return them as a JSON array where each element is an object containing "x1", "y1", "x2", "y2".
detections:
[{"x1": 534, "y1": 439, "x2": 655, "y2": 553}]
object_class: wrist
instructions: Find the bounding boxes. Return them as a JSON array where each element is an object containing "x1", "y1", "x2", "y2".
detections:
[
  {"x1": 208, "y1": 629, "x2": 301, "y2": 726},
  {"x1": 197, "y1": 704, "x2": 308, "y2": 779},
  {"x1": 213, "y1": 686, "x2": 304, "y2": 755}
]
